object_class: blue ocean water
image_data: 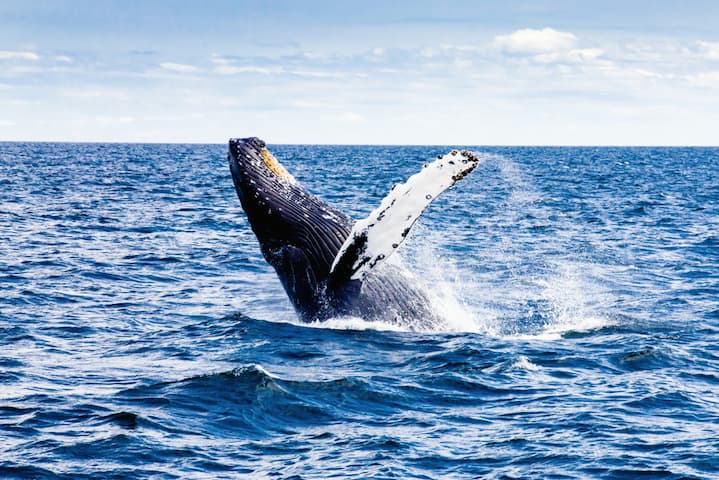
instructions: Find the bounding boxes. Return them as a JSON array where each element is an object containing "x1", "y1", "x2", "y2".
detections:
[{"x1": 1, "y1": 142, "x2": 718, "y2": 479}]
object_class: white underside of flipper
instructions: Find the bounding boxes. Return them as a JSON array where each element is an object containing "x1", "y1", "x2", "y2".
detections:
[{"x1": 329, "y1": 149, "x2": 481, "y2": 282}]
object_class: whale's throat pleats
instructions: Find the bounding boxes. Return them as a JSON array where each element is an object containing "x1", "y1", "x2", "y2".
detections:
[{"x1": 229, "y1": 138, "x2": 352, "y2": 294}]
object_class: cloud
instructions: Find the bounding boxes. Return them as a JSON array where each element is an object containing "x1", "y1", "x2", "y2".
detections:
[
  {"x1": 419, "y1": 47, "x2": 438, "y2": 58},
  {"x1": 698, "y1": 41, "x2": 719, "y2": 60},
  {"x1": 291, "y1": 69, "x2": 347, "y2": 79},
  {"x1": 291, "y1": 99, "x2": 333, "y2": 109},
  {"x1": 337, "y1": 112, "x2": 365, "y2": 123},
  {"x1": 210, "y1": 56, "x2": 349, "y2": 78},
  {"x1": 687, "y1": 71, "x2": 719, "y2": 88},
  {"x1": 0, "y1": 120, "x2": 16, "y2": 127},
  {"x1": 210, "y1": 55, "x2": 231, "y2": 65},
  {"x1": 0, "y1": 50, "x2": 39, "y2": 61},
  {"x1": 598, "y1": 64, "x2": 668, "y2": 81},
  {"x1": 60, "y1": 87, "x2": 130, "y2": 100},
  {"x1": 493, "y1": 28, "x2": 577, "y2": 54},
  {"x1": 534, "y1": 48, "x2": 605, "y2": 64},
  {"x1": 6, "y1": 65, "x2": 43, "y2": 74},
  {"x1": 214, "y1": 65, "x2": 280, "y2": 75},
  {"x1": 160, "y1": 62, "x2": 200, "y2": 73},
  {"x1": 95, "y1": 115, "x2": 135, "y2": 125},
  {"x1": 209, "y1": 56, "x2": 282, "y2": 75}
]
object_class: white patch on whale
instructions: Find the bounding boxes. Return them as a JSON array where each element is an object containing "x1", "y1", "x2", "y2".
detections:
[{"x1": 330, "y1": 150, "x2": 481, "y2": 281}]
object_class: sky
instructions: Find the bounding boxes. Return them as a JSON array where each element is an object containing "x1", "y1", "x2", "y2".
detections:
[{"x1": 1, "y1": 0, "x2": 719, "y2": 145}]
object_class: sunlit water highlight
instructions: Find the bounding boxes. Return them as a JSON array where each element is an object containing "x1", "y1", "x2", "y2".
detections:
[{"x1": 1, "y1": 143, "x2": 718, "y2": 479}]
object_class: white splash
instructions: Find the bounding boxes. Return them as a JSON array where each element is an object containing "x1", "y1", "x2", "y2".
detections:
[
  {"x1": 397, "y1": 154, "x2": 619, "y2": 339},
  {"x1": 308, "y1": 316, "x2": 409, "y2": 332}
]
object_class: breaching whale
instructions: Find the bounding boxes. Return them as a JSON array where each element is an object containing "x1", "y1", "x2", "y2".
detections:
[{"x1": 228, "y1": 137, "x2": 479, "y2": 329}]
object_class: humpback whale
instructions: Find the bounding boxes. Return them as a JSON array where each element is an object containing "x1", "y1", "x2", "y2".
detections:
[{"x1": 228, "y1": 137, "x2": 479, "y2": 329}]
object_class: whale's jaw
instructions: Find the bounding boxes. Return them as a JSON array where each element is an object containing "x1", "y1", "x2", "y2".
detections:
[{"x1": 228, "y1": 138, "x2": 352, "y2": 320}]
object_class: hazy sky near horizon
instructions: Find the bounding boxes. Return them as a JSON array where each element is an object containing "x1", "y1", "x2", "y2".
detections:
[{"x1": 1, "y1": 0, "x2": 719, "y2": 144}]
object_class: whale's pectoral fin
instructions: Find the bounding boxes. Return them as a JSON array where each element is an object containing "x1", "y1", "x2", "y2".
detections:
[{"x1": 328, "y1": 150, "x2": 481, "y2": 284}]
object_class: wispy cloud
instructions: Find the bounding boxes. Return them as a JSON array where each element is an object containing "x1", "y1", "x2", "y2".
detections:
[
  {"x1": 6, "y1": 65, "x2": 44, "y2": 74},
  {"x1": 534, "y1": 48, "x2": 604, "y2": 64},
  {"x1": 60, "y1": 87, "x2": 130, "y2": 100},
  {"x1": 0, "y1": 50, "x2": 39, "y2": 61},
  {"x1": 493, "y1": 28, "x2": 577, "y2": 54},
  {"x1": 209, "y1": 54, "x2": 352, "y2": 79},
  {"x1": 697, "y1": 41, "x2": 719, "y2": 61},
  {"x1": 214, "y1": 64, "x2": 280, "y2": 75},
  {"x1": 291, "y1": 69, "x2": 348, "y2": 79},
  {"x1": 336, "y1": 112, "x2": 365, "y2": 123},
  {"x1": 0, "y1": 120, "x2": 16, "y2": 127},
  {"x1": 95, "y1": 115, "x2": 136, "y2": 125},
  {"x1": 160, "y1": 62, "x2": 200, "y2": 73},
  {"x1": 687, "y1": 71, "x2": 719, "y2": 88}
]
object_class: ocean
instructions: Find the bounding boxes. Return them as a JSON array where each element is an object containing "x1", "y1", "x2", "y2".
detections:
[{"x1": 1, "y1": 143, "x2": 718, "y2": 479}]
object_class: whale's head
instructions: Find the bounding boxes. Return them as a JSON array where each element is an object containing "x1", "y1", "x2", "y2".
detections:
[{"x1": 228, "y1": 137, "x2": 351, "y2": 317}]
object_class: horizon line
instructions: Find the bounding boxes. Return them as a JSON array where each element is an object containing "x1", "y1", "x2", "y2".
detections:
[{"x1": 1, "y1": 140, "x2": 718, "y2": 148}]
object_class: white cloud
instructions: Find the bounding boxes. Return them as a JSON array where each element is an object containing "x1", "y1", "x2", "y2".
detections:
[
  {"x1": 627, "y1": 68, "x2": 666, "y2": 79},
  {"x1": 419, "y1": 47, "x2": 438, "y2": 58},
  {"x1": 54, "y1": 55, "x2": 73, "y2": 63},
  {"x1": 302, "y1": 52, "x2": 327, "y2": 60},
  {"x1": 210, "y1": 55, "x2": 231, "y2": 65},
  {"x1": 534, "y1": 48, "x2": 605, "y2": 64},
  {"x1": 598, "y1": 63, "x2": 668, "y2": 81},
  {"x1": 697, "y1": 41, "x2": 719, "y2": 60},
  {"x1": 687, "y1": 71, "x2": 719, "y2": 88},
  {"x1": 7, "y1": 65, "x2": 43, "y2": 74},
  {"x1": 160, "y1": 62, "x2": 200, "y2": 73},
  {"x1": 0, "y1": 120, "x2": 16, "y2": 127},
  {"x1": 95, "y1": 115, "x2": 135, "y2": 125},
  {"x1": 337, "y1": 112, "x2": 365, "y2": 123},
  {"x1": 61, "y1": 87, "x2": 130, "y2": 100},
  {"x1": 290, "y1": 69, "x2": 346, "y2": 78},
  {"x1": 291, "y1": 99, "x2": 332, "y2": 109},
  {"x1": 212, "y1": 63, "x2": 347, "y2": 78},
  {"x1": 493, "y1": 28, "x2": 577, "y2": 54},
  {"x1": 211, "y1": 55, "x2": 285, "y2": 75},
  {"x1": 0, "y1": 50, "x2": 39, "y2": 61},
  {"x1": 214, "y1": 65, "x2": 280, "y2": 75},
  {"x1": 144, "y1": 112, "x2": 205, "y2": 121},
  {"x1": 439, "y1": 43, "x2": 482, "y2": 53}
]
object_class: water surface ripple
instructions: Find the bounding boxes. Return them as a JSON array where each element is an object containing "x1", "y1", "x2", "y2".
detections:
[{"x1": 1, "y1": 143, "x2": 718, "y2": 479}]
